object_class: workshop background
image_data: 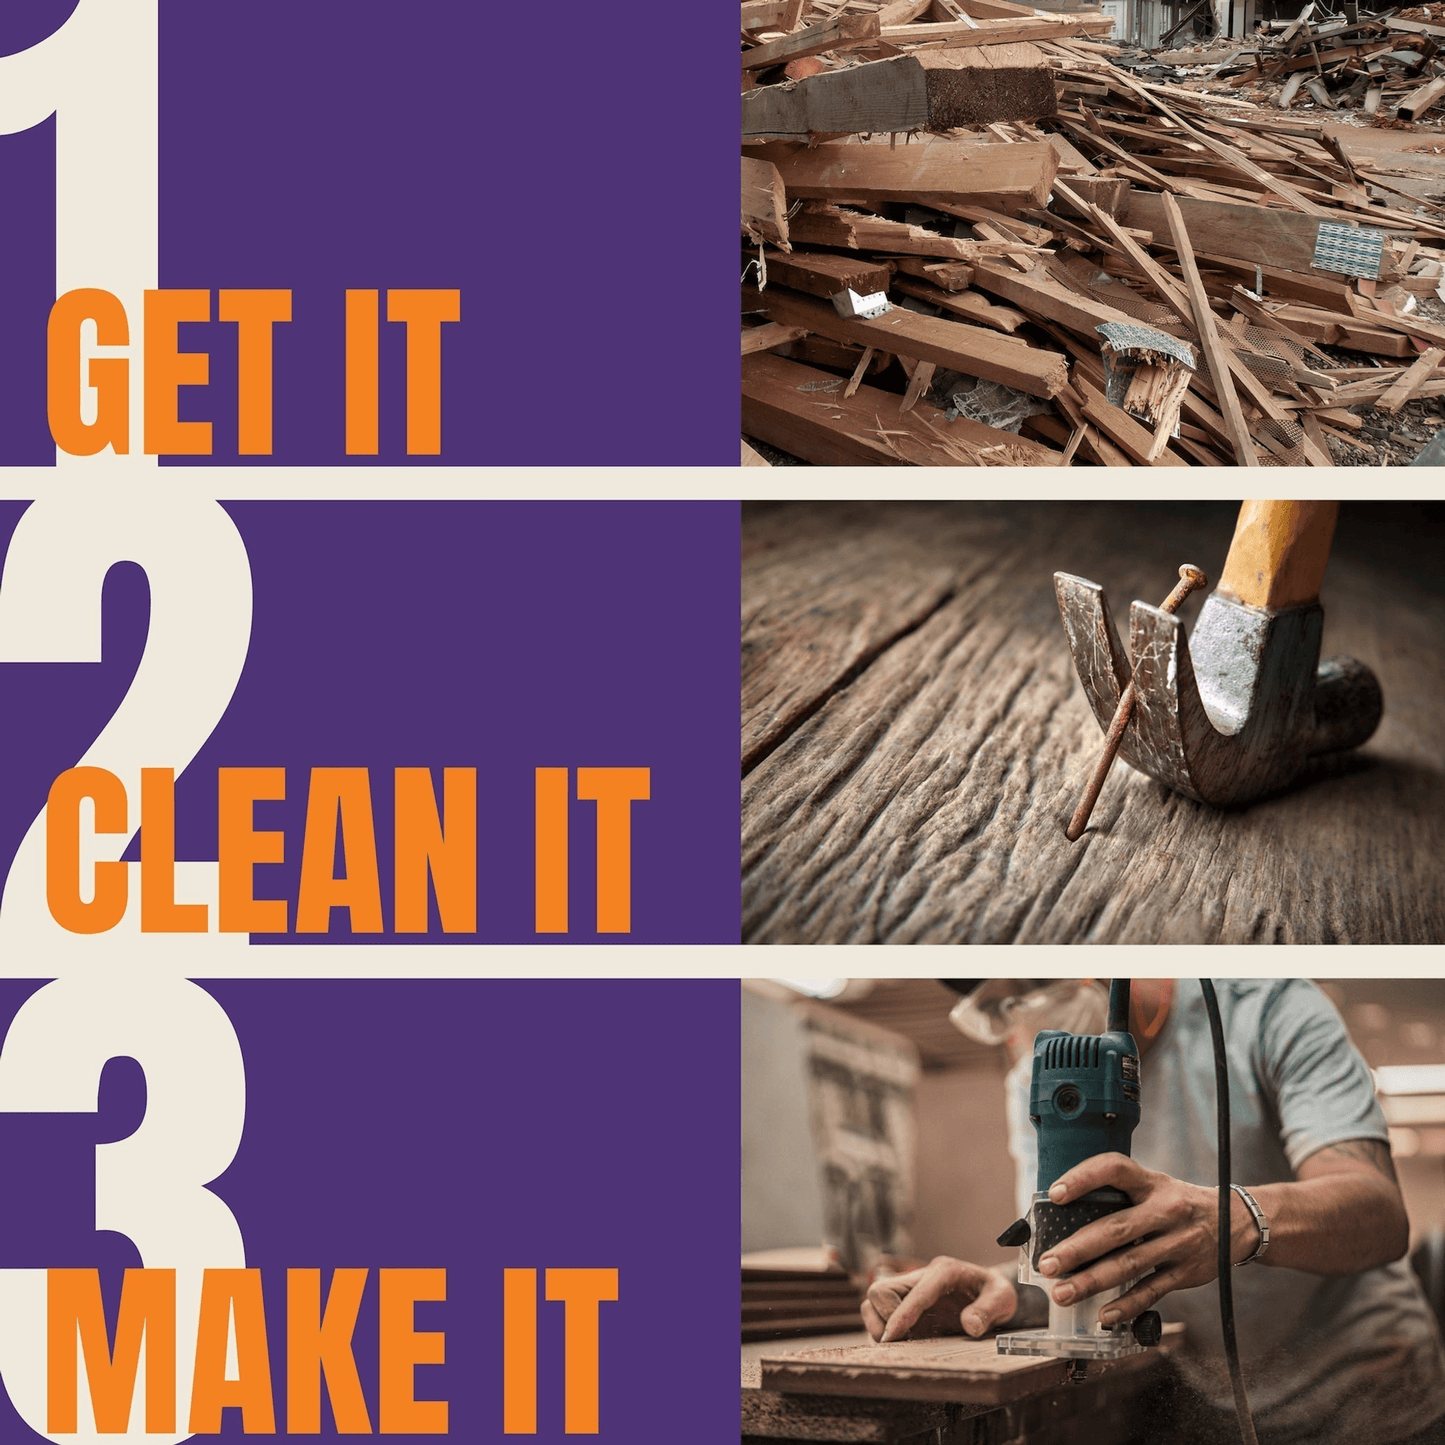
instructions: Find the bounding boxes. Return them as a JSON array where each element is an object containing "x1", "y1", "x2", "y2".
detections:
[
  {"x1": 741, "y1": 978, "x2": 1445, "y2": 1438},
  {"x1": 741, "y1": 499, "x2": 1445, "y2": 945}
]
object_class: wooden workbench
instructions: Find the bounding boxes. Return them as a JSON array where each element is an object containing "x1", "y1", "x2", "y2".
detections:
[
  {"x1": 743, "y1": 1327, "x2": 1183, "y2": 1444},
  {"x1": 742, "y1": 501, "x2": 1445, "y2": 945}
]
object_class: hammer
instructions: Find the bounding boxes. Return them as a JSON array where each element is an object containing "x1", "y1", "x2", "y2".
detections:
[{"x1": 1055, "y1": 501, "x2": 1383, "y2": 836}]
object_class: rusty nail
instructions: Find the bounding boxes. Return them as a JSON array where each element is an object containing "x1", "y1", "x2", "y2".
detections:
[{"x1": 1065, "y1": 564, "x2": 1209, "y2": 843}]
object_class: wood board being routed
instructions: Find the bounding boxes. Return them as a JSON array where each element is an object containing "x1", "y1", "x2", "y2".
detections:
[{"x1": 760, "y1": 1324, "x2": 1183, "y2": 1405}]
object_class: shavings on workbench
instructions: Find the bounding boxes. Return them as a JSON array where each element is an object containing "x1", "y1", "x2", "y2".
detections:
[{"x1": 741, "y1": 0, "x2": 1445, "y2": 463}]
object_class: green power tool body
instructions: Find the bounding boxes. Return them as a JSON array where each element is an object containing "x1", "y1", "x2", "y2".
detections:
[{"x1": 994, "y1": 980, "x2": 1163, "y2": 1362}]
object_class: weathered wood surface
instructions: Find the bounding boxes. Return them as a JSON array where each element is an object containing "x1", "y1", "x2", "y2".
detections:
[
  {"x1": 761, "y1": 1324, "x2": 1183, "y2": 1404},
  {"x1": 741, "y1": 501, "x2": 1445, "y2": 945}
]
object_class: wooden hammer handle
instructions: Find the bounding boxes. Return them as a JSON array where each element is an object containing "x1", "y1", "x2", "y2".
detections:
[{"x1": 1216, "y1": 500, "x2": 1339, "y2": 610}]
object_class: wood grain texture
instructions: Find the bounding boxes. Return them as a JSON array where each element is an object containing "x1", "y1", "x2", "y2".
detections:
[
  {"x1": 741, "y1": 502, "x2": 1445, "y2": 945},
  {"x1": 745, "y1": 137, "x2": 1059, "y2": 207},
  {"x1": 1215, "y1": 500, "x2": 1339, "y2": 609},
  {"x1": 760, "y1": 1324, "x2": 1182, "y2": 1404}
]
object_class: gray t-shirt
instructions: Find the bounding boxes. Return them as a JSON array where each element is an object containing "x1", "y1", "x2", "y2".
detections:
[{"x1": 1005, "y1": 979, "x2": 1445, "y2": 1445}]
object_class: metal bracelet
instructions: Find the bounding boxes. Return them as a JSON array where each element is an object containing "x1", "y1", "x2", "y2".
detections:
[{"x1": 1230, "y1": 1184, "x2": 1270, "y2": 1266}]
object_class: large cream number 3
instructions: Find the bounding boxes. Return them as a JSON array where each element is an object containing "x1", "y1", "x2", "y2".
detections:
[{"x1": 0, "y1": 487, "x2": 255, "y2": 1442}]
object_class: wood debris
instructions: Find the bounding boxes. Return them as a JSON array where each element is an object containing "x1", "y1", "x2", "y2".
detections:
[{"x1": 741, "y1": 0, "x2": 1445, "y2": 463}]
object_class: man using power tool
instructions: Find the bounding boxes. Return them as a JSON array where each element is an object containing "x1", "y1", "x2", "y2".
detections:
[{"x1": 861, "y1": 980, "x2": 1445, "y2": 1445}]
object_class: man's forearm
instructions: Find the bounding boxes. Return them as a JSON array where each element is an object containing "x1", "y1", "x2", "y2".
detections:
[{"x1": 1249, "y1": 1168, "x2": 1409, "y2": 1275}]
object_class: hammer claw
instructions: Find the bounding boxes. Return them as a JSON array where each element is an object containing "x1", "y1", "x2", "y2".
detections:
[
  {"x1": 1127, "y1": 602, "x2": 1202, "y2": 799},
  {"x1": 1056, "y1": 570, "x2": 1379, "y2": 810},
  {"x1": 1054, "y1": 573, "x2": 1130, "y2": 716}
]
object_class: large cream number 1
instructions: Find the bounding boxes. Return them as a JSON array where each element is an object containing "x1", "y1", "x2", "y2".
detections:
[
  {"x1": 0, "y1": 0, "x2": 157, "y2": 469},
  {"x1": 0, "y1": 488, "x2": 255, "y2": 1443}
]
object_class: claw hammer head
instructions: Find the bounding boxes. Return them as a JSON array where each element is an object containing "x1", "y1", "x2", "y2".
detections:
[{"x1": 1055, "y1": 502, "x2": 1383, "y2": 808}]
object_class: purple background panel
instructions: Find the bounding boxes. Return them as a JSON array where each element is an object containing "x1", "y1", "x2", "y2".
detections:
[
  {"x1": 0, "y1": 978, "x2": 742, "y2": 1442},
  {"x1": 0, "y1": 2, "x2": 739, "y2": 466},
  {"x1": 156, "y1": 2, "x2": 738, "y2": 467},
  {"x1": 0, "y1": 501, "x2": 742, "y2": 944}
]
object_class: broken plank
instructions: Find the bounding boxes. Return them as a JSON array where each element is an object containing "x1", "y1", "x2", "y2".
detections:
[
  {"x1": 742, "y1": 43, "x2": 1056, "y2": 137},
  {"x1": 1161, "y1": 191, "x2": 1257, "y2": 466},
  {"x1": 741, "y1": 438, "x2": 772, "y2": 465},
  {"x1": 788, "y1": 202, "x2": 985, "y2": 257},
  {"x1": 879, "y1": 13, "x2": 1115, "y2": 46},
  {"x1": 1049, "y1": 175, "x2": 1130, "y2": 220},
  {"x1": 891, "y1": 275, "x2": 1029, "y2": 330},
  {"x1": 1398, "y1": 75, "x2": 1445, "y2": 121},
  {"x1": 744, "y1": 283, "x2": 1070, "y2": 397},
  {"x1": 877, "y1": 0, "x2": 933, "y2": 24},
  {"x1": 763, "y1": 249, "x2": 893, "y2": 299},
  {"x1": 743, "y1": 13, "x2": 880, "y2": 70},
  {"x1": 888, "y1": 256, "x2": 975, "y2": 289},
  {"x1": 745, "y1": 137, "x2": 1059, "y2": 206},
  {"x1": 969, "y1": 259, "x2": 1136, "y2": 335},
  {"x1": 743, "y1": 157, "x2": 791, "y2": 249},
  {"x1": 741, "y1": 351, "x2": 1059, "y2": 464},
  {"x1": 901, "y1": 358, "x2": 936, "y2": 411},
  {"x1": 1075, "y1": 375, "x2": 1190, "y2": 466},
  {"x1": 744, "y1": 322, "x2": 809, "y2": 355},
  {"x1": 742, "y1": 0, "x2": 807, "y2": 32},
  {"x1": 843, "y1": 345, "x2": 876, "y2": 396}
]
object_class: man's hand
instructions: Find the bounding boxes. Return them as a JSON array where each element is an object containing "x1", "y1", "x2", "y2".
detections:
[
  {"x1": 862, "y1": 1257, "x2": 1018, "y2": 1343},
  {"x1": 1035, "y1": 1153, "x2": 1257, "y2": 1327}
]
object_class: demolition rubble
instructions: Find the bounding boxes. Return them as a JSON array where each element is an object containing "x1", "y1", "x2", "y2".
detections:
[{"x1": 741, "y1": 0, "x2": 1445, "y2": 464}]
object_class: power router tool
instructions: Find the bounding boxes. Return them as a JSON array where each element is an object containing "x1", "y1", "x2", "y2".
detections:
[{"x1": 993, "y1": 978, "x2": 1162, "y2": 1367}]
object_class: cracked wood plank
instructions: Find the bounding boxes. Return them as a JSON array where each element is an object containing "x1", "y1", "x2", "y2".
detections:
[{"x1": 741, "y1": 501, "x2": 1445, "y2": 945}]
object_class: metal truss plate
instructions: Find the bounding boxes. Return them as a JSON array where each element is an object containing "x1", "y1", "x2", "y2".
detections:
[{"x1": 1312, "y1": 222, "x2": 1385, "y2": 280}]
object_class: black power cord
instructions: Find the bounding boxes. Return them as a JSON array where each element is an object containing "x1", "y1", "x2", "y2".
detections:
[{"x1": 1200, "y1": 979, "x2": 1261, "y2": 1445}]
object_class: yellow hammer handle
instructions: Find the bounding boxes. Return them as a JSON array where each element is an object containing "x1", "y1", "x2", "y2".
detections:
[{"x1": 1216, "y1": 500, "x2": 1339, "y2": 610}]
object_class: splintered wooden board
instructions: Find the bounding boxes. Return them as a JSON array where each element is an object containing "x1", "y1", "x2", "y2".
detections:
[{"x1": 760, "y1": 1325, "x2": 1182, "y2": 1404}]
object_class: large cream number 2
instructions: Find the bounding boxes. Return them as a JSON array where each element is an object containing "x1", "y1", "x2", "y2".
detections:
[{"x1": 0, "y1": 488, "x2": 256, "y2": 1442}]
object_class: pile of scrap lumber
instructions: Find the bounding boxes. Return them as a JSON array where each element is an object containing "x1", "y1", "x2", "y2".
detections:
[
  {"x1": 741, "y1": 0, "x2": 1445, "y2": 464},
  {"x1": 1151, "y1": 4, "x2": 1445, "y2": 121},
  {"x1": 741, "y1": 1249, "x2": 866, "y2": 1341}
]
